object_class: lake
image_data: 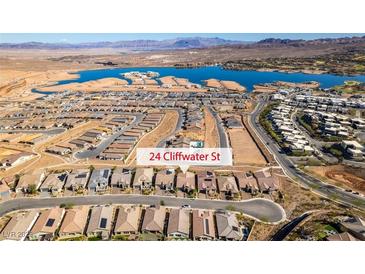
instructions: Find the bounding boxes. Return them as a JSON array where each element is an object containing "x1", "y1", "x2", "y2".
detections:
[{"x1": 52, "y1": 66, "x2": 365, "y2": 92}]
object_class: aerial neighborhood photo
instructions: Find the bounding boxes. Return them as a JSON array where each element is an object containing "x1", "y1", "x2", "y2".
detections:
[{"x1": 1, "y1": 32, "x2": 365, "y2": 242}]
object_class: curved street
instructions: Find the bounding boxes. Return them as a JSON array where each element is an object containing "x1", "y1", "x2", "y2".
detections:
[
  {"x1": 249, "y1": 99, "x2": 365, "y2": 210},
  {"x1": 208, "y1": 106, "x2": 229, "y2": 148},
  {"x1": 0, "y1": 195, "x2": 286, "y2": 224}
]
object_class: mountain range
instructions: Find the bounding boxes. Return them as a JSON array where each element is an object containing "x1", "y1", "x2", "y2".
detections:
[
  {"x1": 0, "y1": 37, "x2": 245, "y2": 50},
  {"x1": 0, "y1": 36, "x2": 364, "y2": 51}
]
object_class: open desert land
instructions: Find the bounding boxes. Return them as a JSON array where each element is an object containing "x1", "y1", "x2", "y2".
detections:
[
  {"x1": 0, "y1": 68, "x2": 80, "y2": 101},
  {"x1": 38, "y1": 77, "x2": 129, "y2": 92},
  {"x1": 228, "y1": 127, "x2": 267, "y2": 166},
  {"x1": 305, "y1": 165, "x2": 365, "y2": 195},
  {"x1": 203, "y1": 107, "x2": 219, "y2": 148},
  {"x1": 0, "y1": 147, "x2": 22, "y2": 158},
  {"x1": 125, "y1": 110, "x2": 179, "y2": 165},
  {"x1": 247, "y1": 172, "x2": 362, "y2": 240}
]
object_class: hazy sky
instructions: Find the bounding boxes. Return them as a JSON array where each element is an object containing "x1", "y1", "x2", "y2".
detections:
[{"x1": 0, "y1": 33, "x2": 364, "y2": 43}]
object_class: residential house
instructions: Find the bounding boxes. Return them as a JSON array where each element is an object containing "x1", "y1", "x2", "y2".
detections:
[
  {"x1": 167, "y1": 209, "x2": 190, "y2": 239},
  {"x1": 176, "y1": 172, "x2": 196, "y2": 193},
  {"x1": 216, "y1": 211, "x2": 242, "y2": 241},
  {"x1": 64, "y1": 169, "x2": 90, "y2": 191},
  {"x1": 45, "y1": 145, "x2": 72, "y2": 156},
  {"x1": 192, "y1": 209, "x2": 216, "y2": 240},
  {"x1": 16, "y1": 172, "x2": 45, "y2": 193},
  {"x1": 0, "y1": 211, "x2": 39, "y2": 241},
  {"x1": 197, "y1": 171, "x2": 217, "y2": 195},
  {"x1": 155, "y1": 169, "x2": 175, "y2": 191},
  {"x1": 224, "y1": 116, "x2": 244, "y2": 128},
  {"x1": 254, "y1": 169, "x2": 279, "y2": 193},
  {"x1": 141, "y1": 206, "x2": 166, "y2": 234},
  {"x1": 234, "y1": 172, "x2": 259, "y2": 194},
  {"x1": 58, "y1": 206, "x2": 89, "y2": 239},
  {"x1": 86, "y1": 205, "x2": 114, "y2": 240},
  {"x1": 88, "y1": 168, "x2": 111, "y2": 192},
  {"x1": 28, "y1": 208, "x2": 65, "y2": 241},
  {"x1": 216, "y1": 176, "x2": 239, "y2": 198},
  {"x1": 339, "y1": 216, "x2": 365, "y2": 241},
  {"x1": 110, "y1": 168, "x2": 132, "y2": 189},
  {"x1": 114, "y1": 205, "x2": 141, "y2": 235},
  {"x1": 169, "y1": 136, "x2": 191, "y2": 148},
  {"x1": 39, "y1": 172, "x2": 67, "y2": 194},
  {"x1": 341, "y1": 140, "x2": 364, "y2": 160},
  {"x1": 133, "y1": 168, "x2": 154, "y2": 190},
  {"x1": 0, "y1": 152, "x2": 33, "y2": 170}
]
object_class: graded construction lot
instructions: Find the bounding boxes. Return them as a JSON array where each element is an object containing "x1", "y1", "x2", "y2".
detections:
[
  {"x1": 228, "y1": 128, "x2": 267, "y2": 166},
  {"x1": 126, "y1": 110, "x2": 179, "y2": 164},
  {"x1": 41, "y1": 77, "x2": 129, "y2": 92},
  {"x1": 306, "y1": 165, "x2": 365, "y2": 195},
  {"x1": 204, "y1": 107, "x2": 219, "y2": 148}
]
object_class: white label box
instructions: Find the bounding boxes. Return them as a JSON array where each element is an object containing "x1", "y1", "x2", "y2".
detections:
[{"x1": 137, "y1": 147, "x2": 232, "y2": 173}]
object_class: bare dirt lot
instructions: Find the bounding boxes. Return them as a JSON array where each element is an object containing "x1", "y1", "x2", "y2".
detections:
[
  {"x1": 227, "y1": 128, "x2": 267, "y2": 166},
  {"x1": 0, "y1": 69, "x2": 79, "y2": 101},
  {"x1": 306, "y1": 165, "x2": 365, "y2": 194},
  {"x1": 126, "y1": 110, "x2": 179, "y2": 165},
  {"x1": 203, "y1": 107, "x2": 219, "y2": 148}
]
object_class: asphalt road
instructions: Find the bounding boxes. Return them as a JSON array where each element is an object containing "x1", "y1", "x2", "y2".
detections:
[
  {"x1": 271, "y1": 212, "x2": 311, "y2": 241},
  {"x1": 208, "y1": 107, "x2": 229, "y2": 148},
  {"x1": 0, "y1": 195, "x2": 286, "y2": 223},
  {"x1": 249, "y1": 99, "x2": 365, "y2": 210},
  {"x1": 74, "y1": 113, "x2": 143, "y2": 159}
]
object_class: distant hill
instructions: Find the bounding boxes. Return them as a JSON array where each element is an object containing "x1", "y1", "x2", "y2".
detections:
[
  {"x1": 0, "y1": 37, "x2": 245, "y2": 50},
  {"x1": 1, "y1": 35, "x2": 364, "y2": 51},
  {"x1": 253, "y1": 36, "x2": 365, "y2": 47}
]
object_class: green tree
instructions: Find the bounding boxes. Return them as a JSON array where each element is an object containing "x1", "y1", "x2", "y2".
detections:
[{"x1": 28, "y1": 184, "x2": 38, "y2": 194}]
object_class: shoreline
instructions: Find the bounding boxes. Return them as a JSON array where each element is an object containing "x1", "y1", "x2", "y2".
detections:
[{"x1": 31, "y1": 66, "x2": 365, "y2": 95}]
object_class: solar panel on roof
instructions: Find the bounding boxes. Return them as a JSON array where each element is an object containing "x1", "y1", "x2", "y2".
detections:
[
  {"x1": 204, "y1": 219, "x2": 210, "y2": 235},
  {"x1": 46, "y1": 218, "x2": 55, "y2": 227},
  {"x1": 58, "y1": 173, "x2": 67, "y2": 181},
  {"x1": 100, "y1": 218, "x2": 107, "y2": 229},
  {"x1": 76, "y1": 173, "x2": 87, "y2": 178},
  {"x1": 103, "y1": 170, "x2": 109, "y2": 178}
]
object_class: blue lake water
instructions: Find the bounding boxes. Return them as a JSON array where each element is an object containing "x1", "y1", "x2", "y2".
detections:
[{"x1": 50, "y1": 66, "x2": 365, "y2": 92}]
